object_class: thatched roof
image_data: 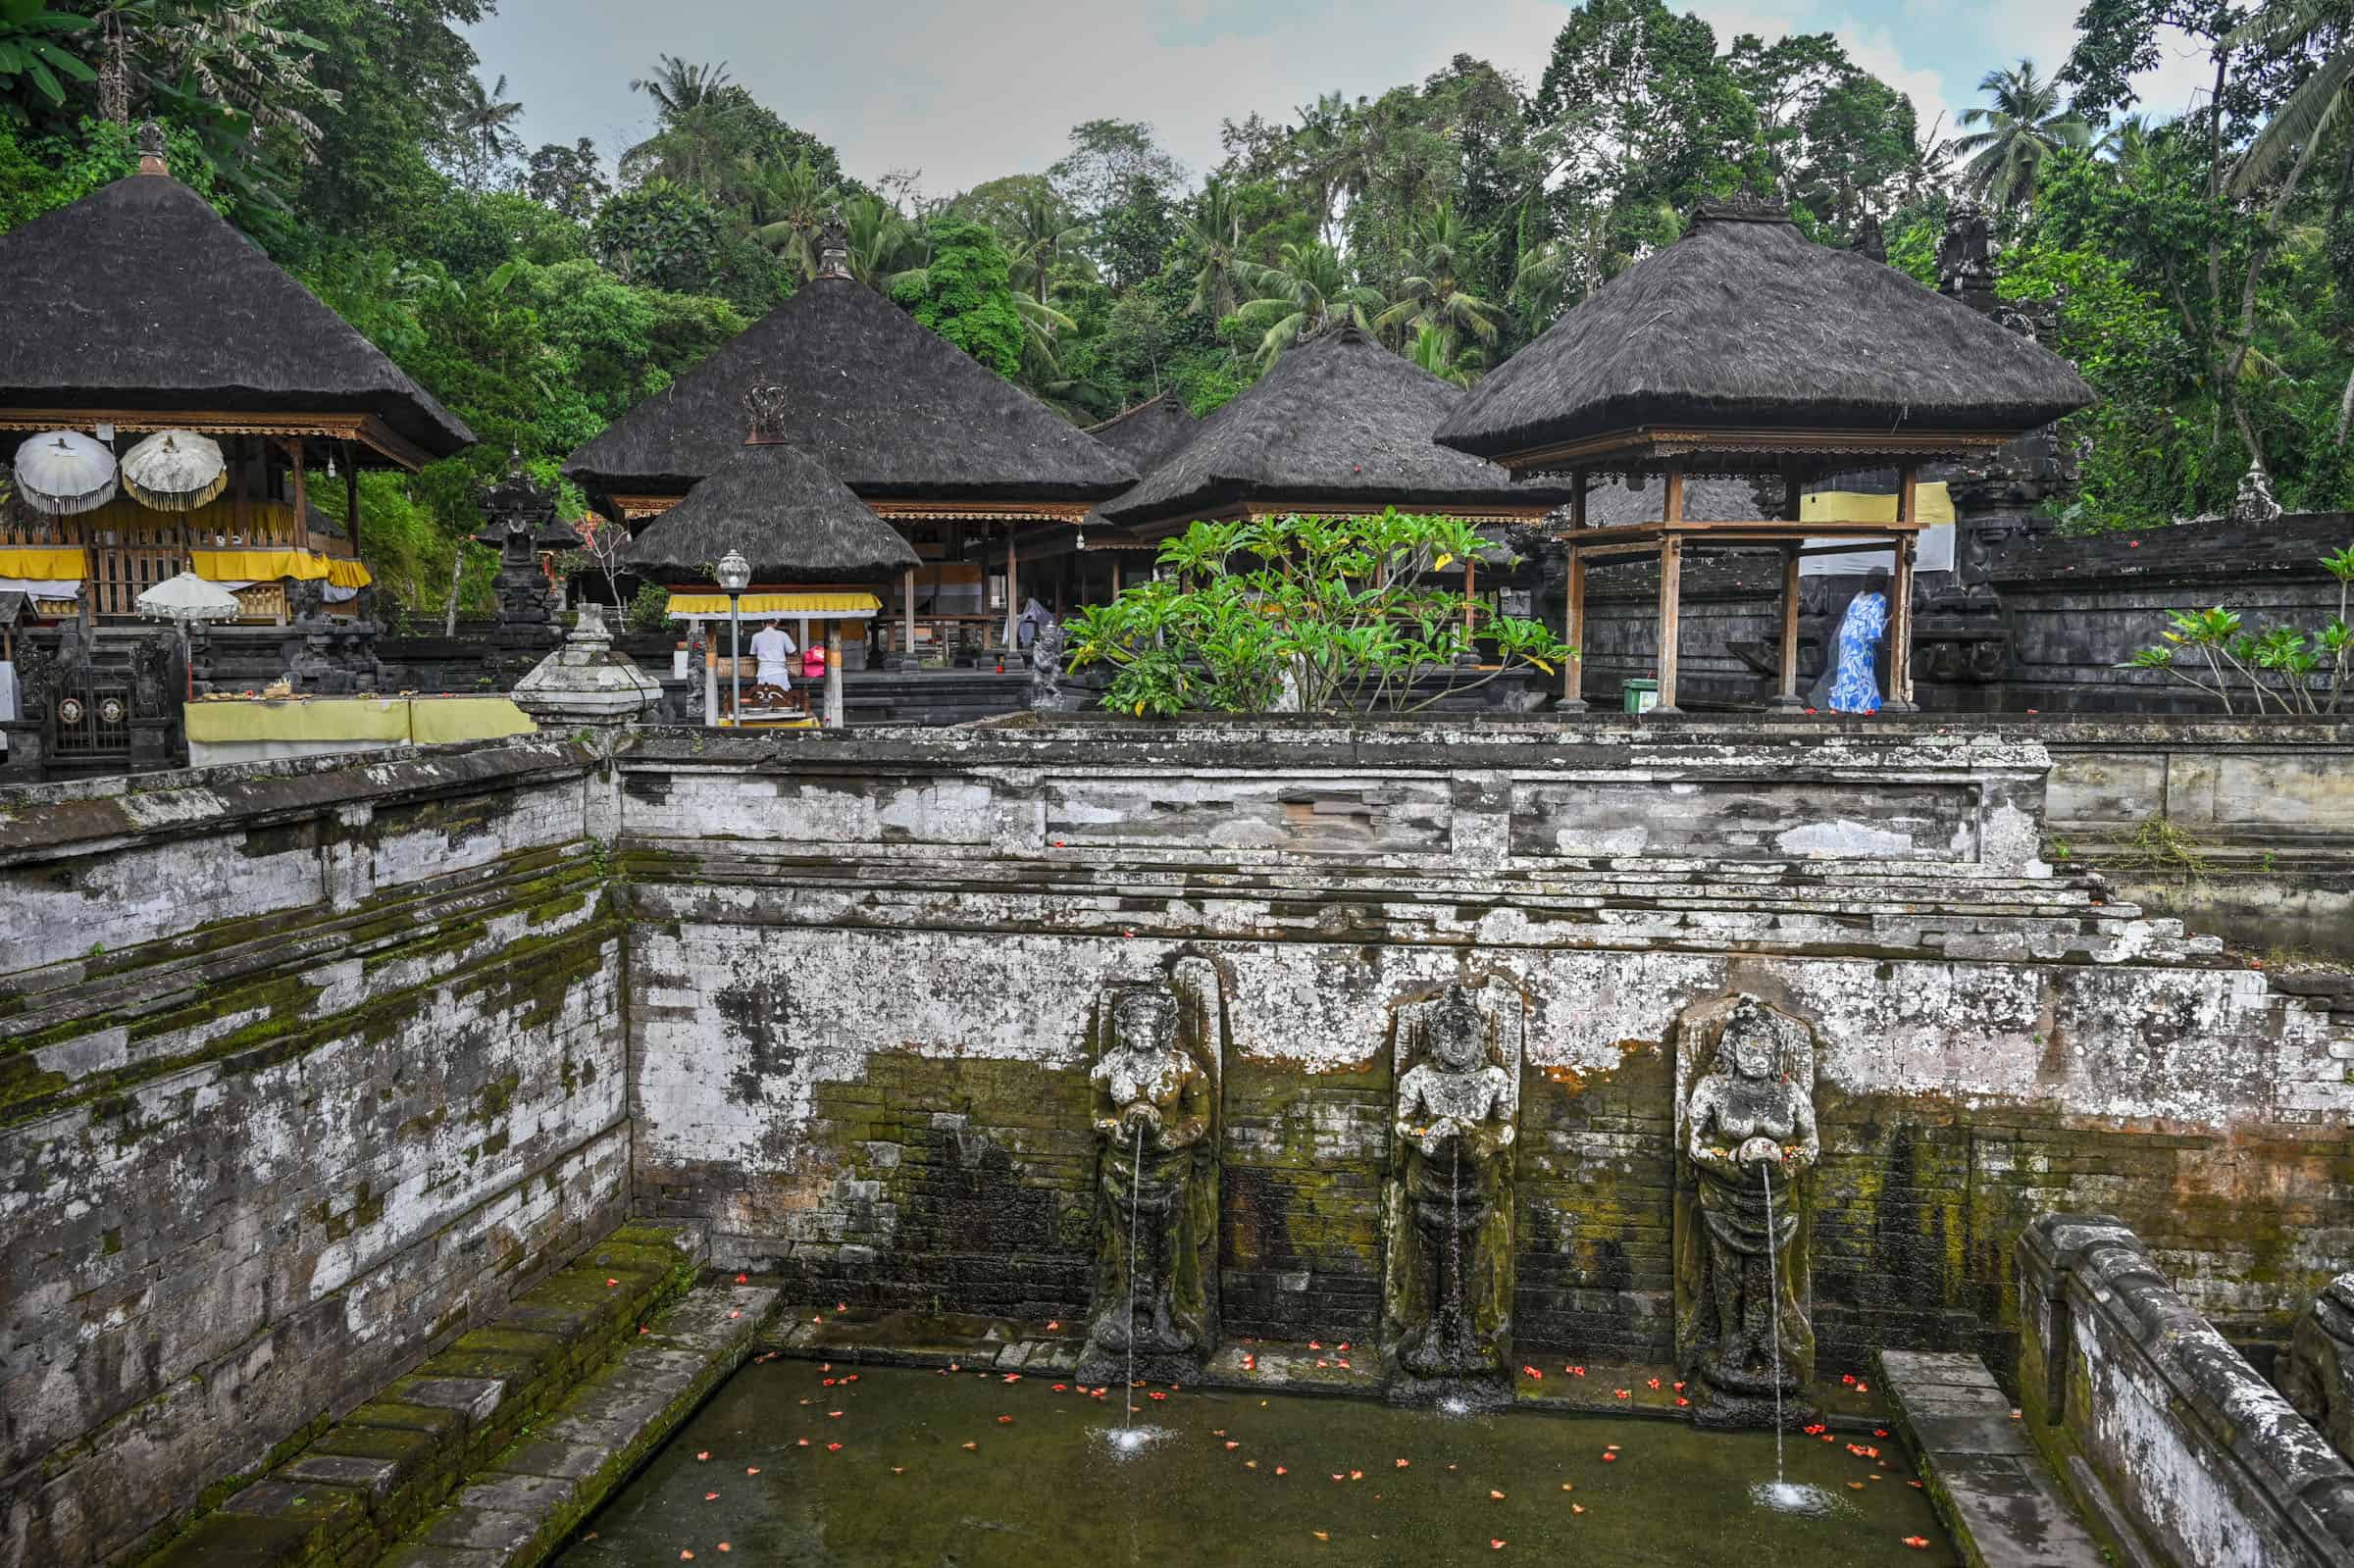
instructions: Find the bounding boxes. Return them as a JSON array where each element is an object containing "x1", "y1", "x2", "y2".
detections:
[
  {"x1": 614, "y1": 438, "x2": 921, "y2": 583},
  {"x1": 1086, "y1": 393, "x2": 1200, "y2": 472},
  {"x1": 0, "y1": 171, "x2": 473, "y2": 460},
  {"x1": 1434, "y1": 200, "x2": 2094, "y2": 466},
  {"x1": 1100, "y1": 325, "x2": 1575, "y2": 531},
  {"x1": 564, "y1": 275, "x2": 1136, "y2": 501}
]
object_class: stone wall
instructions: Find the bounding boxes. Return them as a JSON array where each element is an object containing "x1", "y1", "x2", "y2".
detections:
[
  {"x1": 0, "y1": 740, "x2": 626, "y2": 1566},
  {"x1": 614, "y1": 721, "x2": 2353, "y2": 1376},
  {"x1": 2019, "y1": 1215, "x2": 2354, "y2": 1568}
]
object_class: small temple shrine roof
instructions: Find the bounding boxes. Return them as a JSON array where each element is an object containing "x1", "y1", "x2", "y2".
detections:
[
  {"x1": 1086, "y1": 393, "x2": 1200, "y2": 473},
  {"x1": 1434, "y1": 197, "x2": 2095, "y2": 474},
  {"x1": 1100, "y1": 324, "x2": 1575, "y2": 532},
  {"x1": 563, "y1": 268, "x2": 1137, "y2": 511},
  {"x1": 0, "y1": 138, "x2": 474, "y2": 467},
  {"x1": 615, "y1": 426, "x2": 920, "y2": 586}
]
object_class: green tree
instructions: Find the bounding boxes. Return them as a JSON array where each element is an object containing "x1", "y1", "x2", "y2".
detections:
[
  {"x1": 892, "y1": 217, "x2": 1024, "y2": 378},
  {"x1": 524, "y1": 136, "x2": 607, "y2": 222},
  {"x1": 0, "y1": 1, "x2": 96, "y2": 126},
  {"x1": 1952, "y1": 59, "x2": 2090, "y2": 210},
  {"x1": 1233, "y1": 238, "x2": 1381, "y2": 366},
  {"x1": 1181, "y1": 177, "x2": 1248, "y2": 319},
  {"x1": 449, "y1": 68, "x2": 519, "y2": 189},
  {"x1": 1373, "y1": 202, "x2": 1505, "y2": 354}
]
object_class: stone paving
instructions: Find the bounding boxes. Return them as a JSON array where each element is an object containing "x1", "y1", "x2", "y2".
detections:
[{"x1": 1881, "y1": 1349, "x2": 2106, "y2": 1568}]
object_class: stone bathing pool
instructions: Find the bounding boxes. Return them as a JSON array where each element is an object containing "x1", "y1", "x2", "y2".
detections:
[{"x1": 554, "y1": 1361, "x2": 1955, "y2": 1565}]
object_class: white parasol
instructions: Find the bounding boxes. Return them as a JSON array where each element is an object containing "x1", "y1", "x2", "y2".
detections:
[
  {"x1": 137, "y1": 572, "x2": 243, "y2": 700},
  {"x1": 13, "y1": 430, "x2": 117, "y2": 515},
  {"x1": 121, "y1": 430, "x2": 229, "y2": 511}
]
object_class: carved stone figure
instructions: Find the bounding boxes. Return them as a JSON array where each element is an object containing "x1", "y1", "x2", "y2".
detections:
[
  {"x1": 1027, "y1": 617, "x2": 1069, "y2": 712},
  {"x1": 2284, "y1": 1273, "x2": 2354, "y2": 1459},
  {"x1": 1676, "y1": 993, "x2": 1820, "y2": 1427},
  {"x1": 2230, "y1": 465, "x2": 2284, "y2": 527},
  {"x1": 1383, "y1": 977, "x2": 1521, "y2": 1406},
  {"x1": 1075, "y1": 959, "x2": 1223, "y2": 1386}
]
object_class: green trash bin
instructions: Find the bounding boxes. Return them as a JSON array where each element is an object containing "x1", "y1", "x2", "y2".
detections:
[{"x1": 1621, "y1": 678, "x2": 1660, "y2": 714}]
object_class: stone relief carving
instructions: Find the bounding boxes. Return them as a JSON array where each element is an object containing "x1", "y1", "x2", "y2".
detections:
[
  {"x1": 1383, "y1": 976, "x2": 1522, "y2": 1406},
  {"x1": 1075, "y1": 957, "x2": 1223, "y2": 1385},
  {"x1": 1676, "y1": 992, "x2": 1820, "y2": 1427}
]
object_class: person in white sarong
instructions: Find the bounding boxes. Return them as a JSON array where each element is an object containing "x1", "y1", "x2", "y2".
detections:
[{"x1": 749, "y1": 620, "x2": 796, "y2": 688}]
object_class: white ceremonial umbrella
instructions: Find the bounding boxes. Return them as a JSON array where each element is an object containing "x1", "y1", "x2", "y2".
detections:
[
  {"x1": 12, "y1": 430, "x2": 117, "y2": 515},
  {"x1": 121, "y1": 430, "x2": 229, "y2": 511},
  {"x1": 137, "y1": 571, "x2": 243, "y2": 699}
]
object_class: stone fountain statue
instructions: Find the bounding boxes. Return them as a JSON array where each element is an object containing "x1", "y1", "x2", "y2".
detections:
[
  {"x1": 1675, "y1": 993, "x2": 1821, "y2": 1428},
  {"x1": 1383, "y1": 977, "x2": 1522, "y2": 1407},
  {"x1": 1075, "y1": 958, "x2": 1223, "y2": 1386}
]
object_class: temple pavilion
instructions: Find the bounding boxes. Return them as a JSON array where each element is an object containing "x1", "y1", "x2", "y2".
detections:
[
  {"x1": 1434, "y1": 195, "x2": 2092, "y2": 714},
  {"x1": 564, "y1": 222, "x2": 1134, "y2": 667},
  {"x1": 0, "y1": 125, "x2": 474, "y2": 628},
  {"x1": 616, "y1": 386, "x2": 920, "y2": 728}
]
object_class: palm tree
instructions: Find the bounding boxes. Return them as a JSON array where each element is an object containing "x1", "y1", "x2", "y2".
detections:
[
  {"x1": 1233, "y1": 239, "x2": 1382, "y2": 367},
  {"x1": 1002, "y1": 188, "x2": 1088, "y2": 306},
  {"x1": 1372, "y1": 204, "x2": 1505, "y2": 351},
  {"x1": 1291, "y1": 90, "x2": 1358, "y2": 246},
  {"x1": 90, "y1": 0, "x2": 337, "y2": 161},
  {"x1": 1952, "y1": 60, "x2": 2090, "y2": 211},
  {"x1": 839, "y1": 192, "x2": 928, "y2": 292},
  {"x1": 629, "y1": 54, "x2": 730, "y2": 123},
  {"x1": 2225, "y1": 2, "x2": 2354, "y2": 200},
  {"x1": 1184, "y1": 178, "x2": 1247, "y2": 320},
  {"x1": 1405, "y1": 323, "x2": 1484, "y2": 387},
  {"x1": 453, "y1": 71, "x2": 523, "y2": 189},
  {"x1": 743, "y1": 153, "x2": 838, "y2": 278},
  {"x1": 1897, "y1": 112, "x2": 1960, "y2": 206}
]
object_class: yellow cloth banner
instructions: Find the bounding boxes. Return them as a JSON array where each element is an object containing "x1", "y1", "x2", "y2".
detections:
[
  {"x1": 324, "y1": 557, "x2": 373, "y2": 589},
  {"x1": 1801, "y1": 483, "x2": 1955, "y2": 526},
  {"x1": 183, "y1": 696, "x2": 534, "y2": 746},
  {"x1": 0, "y1": 546, "x2": 86, "y2": 580},
  {"x1": 191, "y1": 548, "x2": 331, "y2": 582},
  {"x1": 666, "y1": 590, "x2": 882, "y2": 617}
]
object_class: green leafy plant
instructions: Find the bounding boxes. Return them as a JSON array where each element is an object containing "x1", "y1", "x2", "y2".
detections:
[
  {"x1": 0, "y1": 1, "x2": 94, "y2": 125},
  {"x1": 625, "y1": 581, "x2": 672, "y2": 634},
  {"x1": 2123, "y1": 547, "x2": 2352, "y2": 714},
  {"x1": 1064, "y1": 510, "x2": 1569, "y2": 718}
]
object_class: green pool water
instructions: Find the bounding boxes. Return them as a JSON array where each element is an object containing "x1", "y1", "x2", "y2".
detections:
[{"x1": 557, "y1": 1361, "x2": 1956, "y2": 1566}]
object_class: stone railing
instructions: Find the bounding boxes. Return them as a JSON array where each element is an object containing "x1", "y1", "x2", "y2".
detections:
[{"x1": 2019, "y1": 1214, "x2": 2354, "y2": 1568}]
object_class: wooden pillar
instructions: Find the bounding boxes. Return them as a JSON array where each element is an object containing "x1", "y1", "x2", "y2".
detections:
[
  {"x1": 289, "y1": 438, "x2": 309, "y2": 549},
  {"x1": 344, "y1": 451, "x2": 361, "y2": 560},
  {"x1": 1459, "y1": 555, "x2": 1478, "y2": 665},
  {"x1": 1571, "y1": 468, "x2": 1588, "y2": 530},
  {"x1": 1885, "y1": 464, "x2": 1919, "y2": 713},
  {"x1": 1771, "y1": 473, "x2": 1804, "y2": 708},
  {"x1": 824, "y1": 621, "x2": 845, "y2": 728},
  {"x1": 1112, "y1": 558, "x2": 1123, "y2": 597},
  {"x1": 1002, "y1": 525, "x2": 1019, "y2": 649},
  {"x1": 1655, "y1": 535, "x2": 1683, "y2": 714},
  {"x1": 1561, "y1": 546, "x2": 1587, "y2": 713},
  {"x1": 901, "y1": 566, "x2": 917, "y2": 659},
  {"x1": 1653, "y1": 462, "x2": 1685, "y2": 714}
]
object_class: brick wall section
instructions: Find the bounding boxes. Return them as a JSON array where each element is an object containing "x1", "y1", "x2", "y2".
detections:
[
  {"x1": 1220, "y1": 1059, "x2": 1389, "y2": 1342},
  {"x1": 0, "y1": 743, "x2": 625, "y2": 1567}
]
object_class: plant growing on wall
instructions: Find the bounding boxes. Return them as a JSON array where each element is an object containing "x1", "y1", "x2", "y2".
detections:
[
  {"x1": 2124, "y1": 545, "x2": 2353, "y2": 715},
  {"x1": 1064, "y1": 509, "x2": 1569, "y2": 717}
]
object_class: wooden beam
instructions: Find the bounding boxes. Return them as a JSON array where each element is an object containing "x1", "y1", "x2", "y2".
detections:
[
  {"x1": 1561, "y1": 546, "x2": 1587, "y2": 713},
  {"x1": 1662, "y1": 461, "x2": 1685, "y2": 525},
  {"x1": 1571, "y1": 468, "x2": 1588, "y2": 529},
  {"x1": 1655, "y1": 534, "x2": 1683, "y2": 715},
  {"x1": 902, "y1": 566, "x2": 917, "y2": 659},
  {"x1": 288, "y1": 438, "x2": 309, "y2": 551},
  {"x1": 1772, "y1": 545, "x2": 1803, "y2": 708},
  {"x1": 346, "y1": 452, "x2": 361, "y2": 560},
  {"x1": 1482, "y1": 422, "x2": 2021, "y2": 476},
  {"x1": 1002, "y1": 524, "x2": 1019, "y2": 649}
]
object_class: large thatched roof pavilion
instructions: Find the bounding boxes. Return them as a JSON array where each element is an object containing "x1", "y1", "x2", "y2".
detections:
[
  {"x1": 1050, "y1": 393, "x2": 1203, "y2": 595},
  {"x1": 1436, "y1": 195, "x2": 2092, "y2": 713},
  {"x1": 565, "y1": 222, "x2": 1133, "y2": 663},
  {"x1": 0, "y1": 125, "x2": 473, "y2": 629}
]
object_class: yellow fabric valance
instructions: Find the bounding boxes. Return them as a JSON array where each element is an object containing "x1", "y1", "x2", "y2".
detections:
[
  {"x1": 324, "y1": 557, "x2": 372, "y2": 589},
  {"x1": 0, "y1": 545, "x2": 87, "y2": 581},
  {"x1": 191, "y1": 548, "x2": 330, "y2": 582},
  {"x1": 666, "y1": 590, "x2": 882, "y2": 618},
  {"x1": 1801, "y1": 483, "x2": 1956, "y2": 527}
]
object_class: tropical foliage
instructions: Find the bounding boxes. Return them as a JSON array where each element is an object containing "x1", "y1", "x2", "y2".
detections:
[
  {"x1": 1064, "y1": 512, "x2": 1570, "y2": 716},
  {"x1": 6, "y1": 0, "x2": 2354, "y2": 613},
  {"x1": 2124, "y1": 545, "x2": 2354, "y2": 713}
]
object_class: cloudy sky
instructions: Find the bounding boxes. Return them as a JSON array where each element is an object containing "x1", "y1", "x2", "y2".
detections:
[{"x1": 465, "y1": 0, "x2": 2214, "y2": 201}]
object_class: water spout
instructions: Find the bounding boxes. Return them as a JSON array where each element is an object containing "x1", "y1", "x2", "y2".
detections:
[
  {"x1": 1127, "y1": 1120, "x2": 1142, "y2": 1430},
  {"x1": 1763, "y1": 1160, "x2": 1784, "y2": 1484}
]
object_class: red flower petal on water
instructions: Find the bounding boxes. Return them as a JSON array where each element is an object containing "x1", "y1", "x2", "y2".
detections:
[
  {"x1": 826, "y1": 1442, "x2": 843, "y2": 1451},
  {"x1": 1053, "y1": 1384, "x2": 1068, "y2": 1391},
  {"x1": 1522, "y1": 1365, "x2": 1542, "y2": 1380},
  {"x1": 1003, "y1": 1374, "x2": 1022, "y2": 1384},
  {"x1": 1275, "y1": 1466, "x2": 1288, "y2": 1475},
  {"x1": 1149, "y1": 1391, "x2": 1167, "y2": 1401},
  {"x1": 1350, "y1": 1470, "x2": 1363, "y2": 1482},
  {"x1": 1226, "y1": 1441, "x2": 1241, "y2": 1450},
  {"x1": 1646, "y1": 1378, "x2": 1661, "y2": 1390},
  {"x1": 736, "y1": 1273, "x2": 747, "y2": 1284},
  {"x1": 998, "y1": 1415, "x2": 1014, "y2": 1424},
  {"x1": 1047, "y1": 1321, "x2": 1060, "y2": 1331},
  {"x1": 1491, "y1": 1541, "x2": 1507, "y2": 1550},
  {"x1": 1489, "y1": 1490, "x2": 1506, "y2": 1499},
  {"x1": 1396, "y1": 1459, "x2": 1409, "y2": 1468},
  {"x1": 1309, "y1": 1340, "x2": 1322, "y2": 1349},
  {"x1": 795, "y1": 1439, "x2": 809, "y2": 1447},
  {"x1": 605, "y1": 1278, "x2": 618, "y2": 1288},
  {"x1": 1675, "y1": 1396, "x2": 1689, "y2": 1406},
  {"x1": 1601, "y1": 1452, "x2": 1616, "y2": 1462},
  {"x1": 1903, "y1": 1538, "x2": 1929, "y2": 1549},
  {"x1": 704, "y1": 1492, "x2": 718, "y2": 1501},
  {"x1": 696, "y1": 1452, "x2": 710, "y2": 1461}
]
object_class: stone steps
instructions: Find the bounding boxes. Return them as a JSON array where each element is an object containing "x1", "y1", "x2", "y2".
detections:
[
  {"x1": 138, "y1": 1224, "x2": 703, "y2": 1568},
  {"x1": 381, "y1": 1285, "x2": 775, "y2": 1567}
]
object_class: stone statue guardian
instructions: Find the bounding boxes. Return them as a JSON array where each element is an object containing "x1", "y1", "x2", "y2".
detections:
[
  {"x1": 1075, "y1": 957, "x2": 1224, "y2": 1386},
  {"x1": 1383, "y1": 977, "x2": 1522, "y2": 1407},
  {"x1": 1675, "y1": 993, "x2": 1821, "y2": 1427}
]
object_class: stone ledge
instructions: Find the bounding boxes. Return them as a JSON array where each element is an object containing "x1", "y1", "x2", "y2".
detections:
[
  {"x1": 137, "y1": 1224, "x2": 703, "y2": 1568},
  {"x1": 1881, "y1": 1348, "x2": 2105, "y2": 1568}
]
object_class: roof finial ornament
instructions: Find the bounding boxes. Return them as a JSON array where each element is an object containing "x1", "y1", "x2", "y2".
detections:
[
  {"x1": 742, "y1": 379, "x2": 792, "y2": 444},
  {"x1": 135, "y1": 121, "x2": 169, "y2": 177},
  {"x1": 816, "y1": 207, "x2": 851, "y2": 281},
  {"x1": 1690, "y1": 187, "x2": 1789, "y2": 226}
]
